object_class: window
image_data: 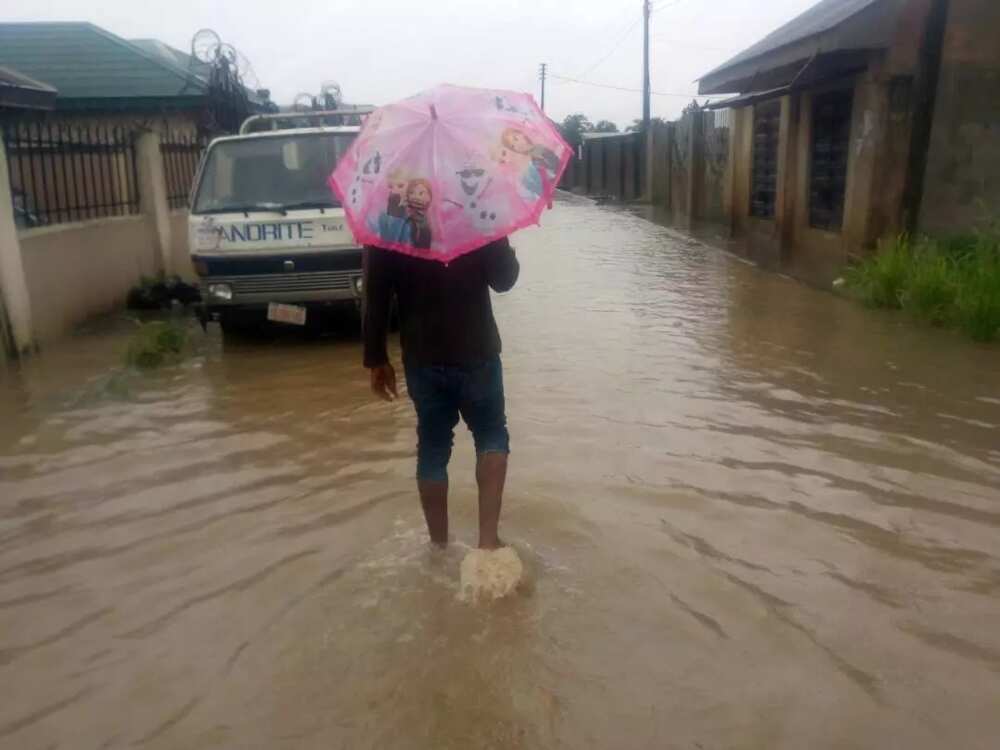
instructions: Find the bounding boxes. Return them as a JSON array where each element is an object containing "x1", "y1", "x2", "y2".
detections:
[
  {"x1": 192, "y1": 132, "x2": 355, "y2": 214},
  {"x1": 750, "y1": 100, "x2": 780, "y2": 219},
  {"x1": 809, "y1": 89, "x2": 853, "y2": 231}
]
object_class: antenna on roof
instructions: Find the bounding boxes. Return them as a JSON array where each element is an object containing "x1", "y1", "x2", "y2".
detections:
[
  {"x1": 191, "y1": 28, "x2": 221, "y2": 64},
  {"x1": 188, "y1": 28, "x2": 272, "y2": 134},
  {"x1": 293, "y1": 93, "x2": 315, "y2": 111},
  {"x1": 320, "y1": 81, "x2": 342, "y2": 109}
]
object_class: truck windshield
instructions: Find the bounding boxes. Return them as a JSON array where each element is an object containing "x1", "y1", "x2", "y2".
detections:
[{"x1": 191, "y1": 132, "x2": 355, "y2": 214}]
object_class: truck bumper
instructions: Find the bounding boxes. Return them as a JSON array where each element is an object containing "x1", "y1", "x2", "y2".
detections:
[{"x1": 194, "y1": 248, "x2": 364, "y2": 308}]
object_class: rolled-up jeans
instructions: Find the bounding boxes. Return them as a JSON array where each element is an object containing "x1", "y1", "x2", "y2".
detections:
[{"x1": 403, "y1": 356, "x2": 510, "y2": 482}]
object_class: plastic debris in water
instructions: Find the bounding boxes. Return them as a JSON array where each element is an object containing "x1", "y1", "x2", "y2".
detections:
[{"x1": 459, "y1": 546, "x2": 524, "y2": 602}]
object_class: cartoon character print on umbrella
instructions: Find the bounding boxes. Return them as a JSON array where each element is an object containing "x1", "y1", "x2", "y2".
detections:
[
  {"x1": 493, "y1": 127, "x2": 560, "y2": 200},
  {"x1": 386, "y1": 168, "x2": 409, "y2": 218},
  {"x1": 349, "y1": 150, "x2": 383, "y2": 209},
  {"x1": 404, "y1": 179, "x2": 433, "y2": 249},
  {"x1": 449, "y1": 160, "x2": 508, "y2": 235},
  {"x1": 376, "y1": 172, "x2": 434, "y2": 250}
]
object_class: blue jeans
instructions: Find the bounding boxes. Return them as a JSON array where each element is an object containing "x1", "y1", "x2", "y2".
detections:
[{"x1": 404, "y1": 357, "x2": 510, "y2": 482}]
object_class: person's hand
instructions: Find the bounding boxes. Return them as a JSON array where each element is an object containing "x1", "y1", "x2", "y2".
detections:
[{"x1": 370, "y1": 363, "x2": 398, "y2": 402}]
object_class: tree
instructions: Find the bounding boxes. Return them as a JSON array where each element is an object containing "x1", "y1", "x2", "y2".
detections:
[
  {"x1": 593, "y1": 120, "x2": 619, "y2": 133},
  {"x1": 558, "y1": 113, "x2": 594, "y2": 148},
  {"x1": 626, "y1": 116, "x2": 669, "y2": 133}
]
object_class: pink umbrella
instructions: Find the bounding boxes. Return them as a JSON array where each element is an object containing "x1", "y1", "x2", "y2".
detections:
[{"x1": 329, "y1": 84, "x2": 572, "y2": 263}]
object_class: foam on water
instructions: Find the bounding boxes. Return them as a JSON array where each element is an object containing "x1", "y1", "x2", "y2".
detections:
[{"x1": 459, "y1": 546, "x2": 525, "y2": 602}]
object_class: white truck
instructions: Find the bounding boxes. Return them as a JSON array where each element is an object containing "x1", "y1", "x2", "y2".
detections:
[{"x1": 188, "y1": 108, "x2": 372, "y2": 333}]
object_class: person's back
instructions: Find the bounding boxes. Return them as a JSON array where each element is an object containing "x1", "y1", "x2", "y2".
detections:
[{"x1": 364, "y1": 238, "x2": 519, "y2": 548}]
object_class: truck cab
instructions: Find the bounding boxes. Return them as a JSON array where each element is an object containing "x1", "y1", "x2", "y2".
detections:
[{"x1": 188, "y1": 108, "x2": 372, "y2": 332}]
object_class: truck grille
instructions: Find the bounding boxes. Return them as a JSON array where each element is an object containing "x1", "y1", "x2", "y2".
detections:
[{"x1": 213, "y1": 271, "x2": 356, "y2": 295}]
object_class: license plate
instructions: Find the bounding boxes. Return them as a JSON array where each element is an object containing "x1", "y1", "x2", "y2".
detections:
[{"x1": 267, "y1": 303, "x2": 307, "y2": 325}]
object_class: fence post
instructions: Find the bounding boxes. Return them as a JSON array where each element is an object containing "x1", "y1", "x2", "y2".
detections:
[
  {"x1": 135, "y1": 131, "x2": 174, "y2": 277},
  {"x1": 0, "y1": 142, "x2": 35, "y2": 359}
]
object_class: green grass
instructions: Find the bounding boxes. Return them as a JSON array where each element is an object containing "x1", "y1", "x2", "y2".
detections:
[
  {"x1": 843, "y1": 229, "x2": 1000, "y2": 342},
  {"x1": 125, "y1": 320, "x2": 188, "y2": 368},
  {"x1": 843, "y1": 236, "x2": 910, "y2": 309}
]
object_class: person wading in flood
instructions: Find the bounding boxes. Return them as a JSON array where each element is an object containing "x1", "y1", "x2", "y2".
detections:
[{"x1": 363, "y1": 238, "x2": 519, "y2": 549}]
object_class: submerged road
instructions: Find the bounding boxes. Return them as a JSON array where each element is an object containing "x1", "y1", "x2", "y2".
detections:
[{"x1": 2, "y1": 196, "x2": 999, "y2": 749}]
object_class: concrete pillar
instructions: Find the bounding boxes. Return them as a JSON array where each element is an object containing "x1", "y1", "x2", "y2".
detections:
[
  {"x1": 777, "y1": 94, "x2": 800, "y2": 259},
  {"x1": 135, "y1": 131, "x2": 174, "y2": 277},
  {"x1": 0, "y1": 143, "x2": 35, "y2": 358},
  {"x1": 687, "y1": 110, "x2": 706, "y2": 225}
]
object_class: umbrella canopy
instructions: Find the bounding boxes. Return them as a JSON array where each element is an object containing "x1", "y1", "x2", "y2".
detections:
[{"x1": 329, "y1": 84, "x2": 571, "y2": 263}]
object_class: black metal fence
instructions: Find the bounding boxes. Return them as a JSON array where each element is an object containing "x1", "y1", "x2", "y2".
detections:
[
  {"x1": 160, "y1": 133, "x2": 206, "y2": 209},
  {"x1": 2, "y1": 120, "x2": 140, "y2": 227}
]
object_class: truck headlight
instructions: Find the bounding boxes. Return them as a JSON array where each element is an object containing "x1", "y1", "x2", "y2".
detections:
[
  {"x1": 207, "y1": 283, "x2": 233, "y2": 301},
  {"x1": 352, "y1": 276, "x2": 363, "y2": 295}
]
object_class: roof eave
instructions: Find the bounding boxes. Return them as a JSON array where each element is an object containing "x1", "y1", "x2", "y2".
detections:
[
  {"x1": 699, "y1": 30, "x2": 840, "y2": 95},
  {"x1": 51, "y1": 95, "x2": 208, "y2": 112},
  {"x1": 0, "y1": 86, "x2": 58, "y2": 110},
  {"x1": 698, "y1": 0, "x2": 898, "y2": 95}
]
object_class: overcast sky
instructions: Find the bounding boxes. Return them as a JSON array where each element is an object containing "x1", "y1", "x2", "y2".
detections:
[{"x1": 4, "y1": 0, "x2": 816, "y2": 128}]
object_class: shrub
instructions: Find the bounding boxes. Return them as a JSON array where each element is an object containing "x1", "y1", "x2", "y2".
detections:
[
  {"x1": 125, "y1": 321, "x2": 188, "y2": 368},
  {"x1": 844, "y1": 235, "x2": 910, "y2": 308},
  {"x1": 900, "y1": 242, "x2": 956, "y2": 325},
  {"x1": 954, "y1": 252, "x2": 1000, "y2": 342},
  {"x1": 843, "y1": 229, "x2": 1000, "y2": 342}
]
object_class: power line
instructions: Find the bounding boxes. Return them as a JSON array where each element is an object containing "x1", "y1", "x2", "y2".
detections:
[
  {"x1": 652, "y1": 37, "x2": 735, "y2": 53},
  {"x1": 651, "y1": 0, "x2": 689, "y2": 12},
  {"x1": 549, "y1": 72, "x2": 698, "y2": 99},
  {"x1": 578, "y1": 16, "x2": 643, "y2": 78}
]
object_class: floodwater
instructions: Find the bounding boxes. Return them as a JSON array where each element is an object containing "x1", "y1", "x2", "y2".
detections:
[{"x1": 2, "y1": 197, "x2": 1000, "y2": 750}]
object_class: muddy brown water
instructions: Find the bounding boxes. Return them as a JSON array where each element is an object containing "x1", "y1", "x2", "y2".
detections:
[{"x1": 2, "y1": 197, "x2": 1000, "y2": 749}]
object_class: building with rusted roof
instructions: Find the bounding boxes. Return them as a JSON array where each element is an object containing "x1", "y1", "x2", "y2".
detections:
[{"x1": 696, "y1": 0, "x2": 1000, "y2": 281}]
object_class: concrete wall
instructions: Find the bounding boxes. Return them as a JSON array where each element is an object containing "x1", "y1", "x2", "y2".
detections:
[
  {"x1": 668, "y1": 116, "x2": 692, "y2": 226},
  {"x1": 169, "y1": 210, "x2": 194, "y2": 281},
  {"x1": 19, "y1": 217, "x2": 160, "y2": 341},
  {"x1": 701, "y1": 110, "x2": 732, "y2": 223},
  {"x1": 919, "y1": 0, "x2": 1000, "y2": 233},
  {"x1": 575, "y1": 133, "x2": 647, "y2": 200},
  {"x1": 605, "y1": 140, "x2": 622, "y2": 198},
  {"x1": 1, "y1": 130, "x2": 181, "y2": 354},
  {"x1": 649, "y1": 122, "x2": 672, "y2": 206}
]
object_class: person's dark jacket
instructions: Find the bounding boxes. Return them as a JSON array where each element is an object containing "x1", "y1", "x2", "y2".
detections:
[{"x1": 363, "y1": 238, "x2": 519, "y2": 368}]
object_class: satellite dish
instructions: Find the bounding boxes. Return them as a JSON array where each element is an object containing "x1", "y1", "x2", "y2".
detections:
[
  {"x1": 320, "y1": 81, "x2": 342, "y2": 100},
  {"x1": 319, "y1": 81, "x2": 341, "y2": 109},
  {"x1": 191, "y1": 28, "x2": 221, "y2": 63},
  {"x1": 234, "y1": 50, "x2": 261, "y2": 91},
  {"x1": 217, "y1": 43, "x2": 239, "y2": 65},
  {"x1": 293, "y1": 93, "x2": 315, "y2": 111}
]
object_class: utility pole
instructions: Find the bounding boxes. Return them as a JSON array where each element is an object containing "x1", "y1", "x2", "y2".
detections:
[
  {"x1": 642, "y1": 0, "x2": 653, "y2": 203},
  {"x1": 642, "y1": 0, "x2": 651, "y2": 129},
  {"x1": 539, "y1": 62, "x2": 547, "y2": 111}
]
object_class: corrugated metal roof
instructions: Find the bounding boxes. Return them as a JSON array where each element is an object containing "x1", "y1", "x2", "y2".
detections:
[
  {"x1": 0, "y1": 64, "x2": 58, "y2": 110},
  {"x1": 0, "y1": 22, "x2": 206, "y2": 103},
  {"x1": 129, "y1": 39, "x2": 211, "y2": 83},
  {"x1": 700, "y1": 0, "x2": 883, "y2": 82}
]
